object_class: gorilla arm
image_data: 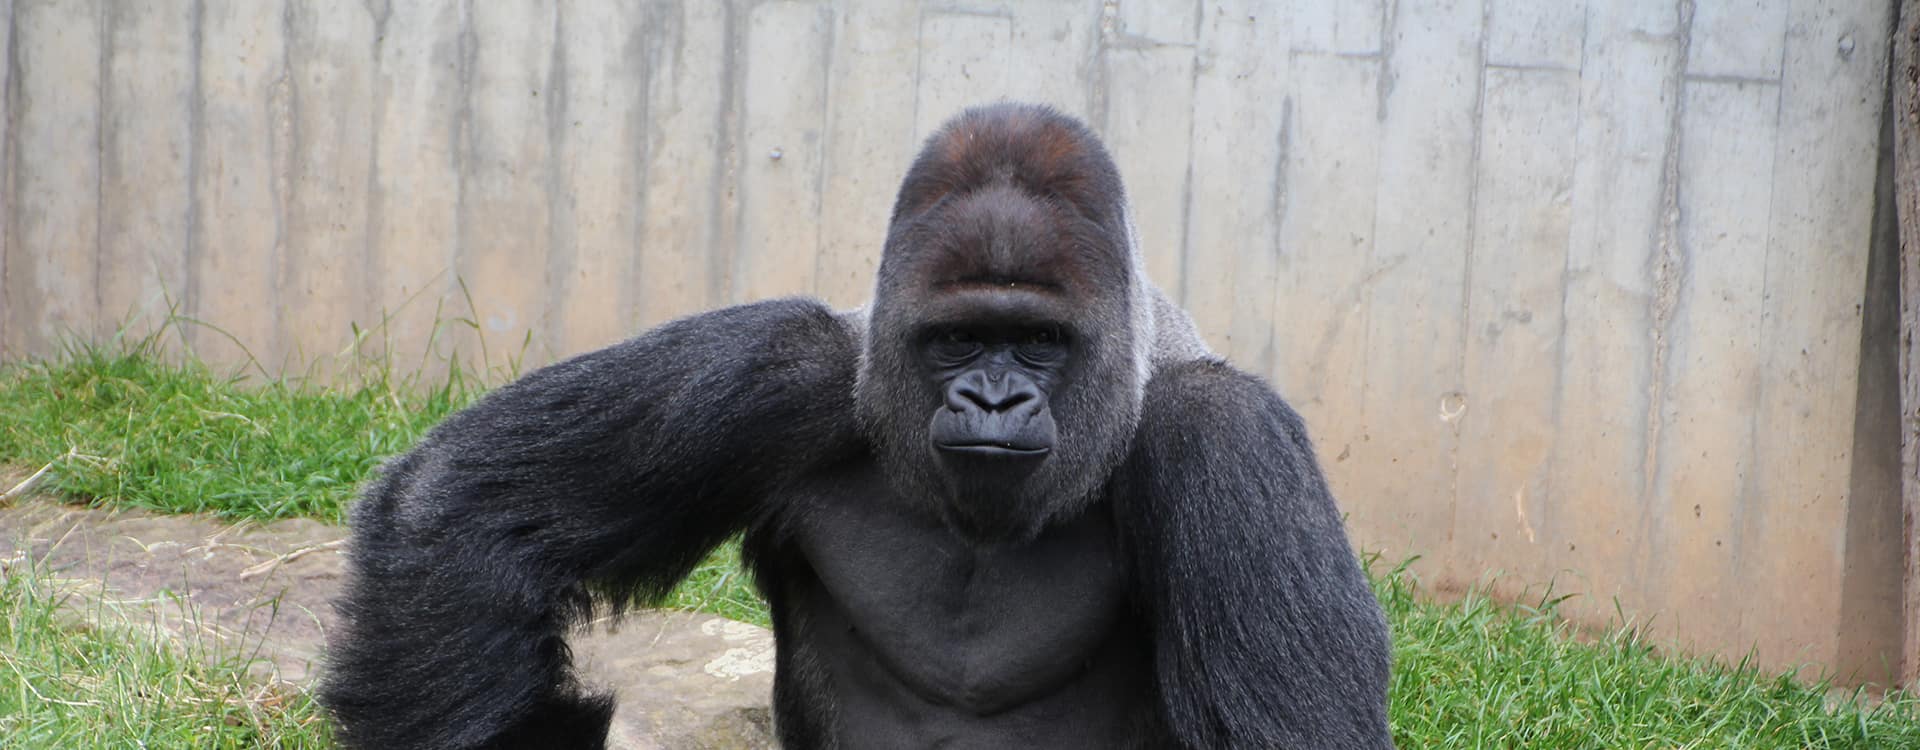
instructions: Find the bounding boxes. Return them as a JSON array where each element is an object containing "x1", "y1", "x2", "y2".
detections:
[
  {"x1": 320, "y1": 298, "x2": 861, "y2": 750},
  {"x1": 1115, "y1": 359, "x2": 1395, "y2": 749}
]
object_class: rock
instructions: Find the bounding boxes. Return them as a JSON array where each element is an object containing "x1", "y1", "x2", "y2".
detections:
[
  {"x1": 0, "y1": 499, "x2": 778, "y2": 747},
  {"x1": 580, "y1": 613, "x2": 778, "y2": 750}
]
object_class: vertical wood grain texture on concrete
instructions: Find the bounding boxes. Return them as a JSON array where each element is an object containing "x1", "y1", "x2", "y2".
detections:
[
  {"x1": 1651, "y1": 77, "x2": 1779, "y2": 655},
  {"x1": 456, "y1": 2, "x2": 555, "y2": 373},
  {"x1": 915, "y1": 10, "x2": 1012, "y2": 145},
  {"x1": 99, "y1": 1, "x2": 193, "y2": 347},
  {"x1": 1105, "y1": 33, "x2": 1190, "y2": 306},
  {"x1": 1290, "y1": 0, "x2": 1380, "y2": 55},
  {"x1": 633, "y1": 0, "x2": 729, "y2": 328},
  {"x1": 1002, "y1": 1, "x2": 1100, "y2": 122},
  {"x1": 6, "y1": 0, "x2": 102, "y2": 357},
  {"x1": 1452, "y1": 64, "x2": 1580, "y2": 600},
  {"x1": 1485, "y1": 0, "x2": 1583, "y2": 70},
  {"x1": 549, "y1": 0, "x2": 647, "y2": 356},
  {"x1": 733, "y1": 0, "x2": 830, "y2": 305},
  {"x1": 1179, "y1": 1, "x2": 1289, "y2": 371},
  {"x1": 1746, "y1": 0, "x2": 1890, "y2": 669},
  {"x1": 0, "y1": 0, "x2": 1906, "y2": 685},
  {"x1": 1113, "y1": 0, "x2": 1193, "y2": 48},
  {"x1": 1651, "y1": 0, "x2": 1789, "y2": 660},
  {"x1": 365, "y1": 0, "x2": 462, "y2": 376},
  {"x1": 1548, "y1": 0, "x2": 1677, "y2": 625},
  {"x1": 1271, "y1": 52, "x2": 1380, "y2": 522},
  {"x1": 283, "y1": 0, "x2": 375, "y2": 374},
  {"x1": 814, "y1": 0, "x2": 918, "y2": 308},
  {"x1": 1689, "y1": 0, "x2": 1791, "y2": 79},
  {"x1": 1099, "y1": 0, "x2": 1195, "y2": 302},
  {"x1": 190, "y1": 0, "x2": 286, "y2": 370},
  {"x1": 1350, "y1": 0, "x2": 1480, "y2": 571},
  {"x1": 1444, "y1": 0, "x2": 1586, "y2": 597}
]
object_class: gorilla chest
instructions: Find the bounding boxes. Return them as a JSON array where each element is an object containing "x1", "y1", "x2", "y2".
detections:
[{"x1": 789, "y1": 482, "x2": 1131, "y2": 712}]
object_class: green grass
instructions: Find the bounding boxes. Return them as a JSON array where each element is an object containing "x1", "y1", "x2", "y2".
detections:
[
  {"x1": 4, "y1": 342, "x2": 1919, "y2": 747},
  {"x1": 1373, "y1": 560, "x2": 1920, "y2": 748},
  {"x1": 0, "y1": 335, "x2": 480, "y2": 523},
  {"x1": 0, "y1": 561, "x2": 331, "y2": 748}
]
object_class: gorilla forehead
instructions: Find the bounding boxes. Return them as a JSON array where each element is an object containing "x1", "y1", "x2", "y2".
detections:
[
  {"x1": 873, "y1": 102, "x2": 1137, "y2": 327},
  {"x1": 886, "y1": 186, "x2": 1128, "y2": 304},
  {"x1": 865, "y1": 101, "x2": 1142, "y2": 362}
]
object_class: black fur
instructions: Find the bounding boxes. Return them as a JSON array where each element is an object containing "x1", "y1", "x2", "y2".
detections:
[
  {"x1": 1117, "y1": 360, "x2": 1394, "y2": 747},
  {"x1": 320, "y1": 300, "x2": 862, "y2": 749},
  {"x1": 320, "y1": 102, "x2": 1393, "y2": 749}
]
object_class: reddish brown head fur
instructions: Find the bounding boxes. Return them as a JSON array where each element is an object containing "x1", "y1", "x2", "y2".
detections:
[
  {"x1": 890, "y1": 102, "x2": 1127, "y2": 231},
  {"x1": 878, "y1": 102, "x2": 1133, "y2": 303}
]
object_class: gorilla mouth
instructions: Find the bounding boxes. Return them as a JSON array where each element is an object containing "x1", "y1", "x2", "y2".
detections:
[{"x1": 934, "y1": 442, "x2": 1052, "y2": 458}]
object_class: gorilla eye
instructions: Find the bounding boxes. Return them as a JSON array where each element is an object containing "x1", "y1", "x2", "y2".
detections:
[
  {"x1": 929, "y1": 328, "x2": 984, "y2": 362},
  {"x1": 1016, "y1": 326, "x2": 1067, "y2": 365}
]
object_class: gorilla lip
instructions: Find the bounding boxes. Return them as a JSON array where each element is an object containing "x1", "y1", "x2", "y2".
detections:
[{"x1": 934, "y1": 442, "x2": 1052, "y2": 458}]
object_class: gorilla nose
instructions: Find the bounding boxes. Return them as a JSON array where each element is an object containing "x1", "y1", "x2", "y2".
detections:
[{"x1": 948, "y1": 371, "x2": 1039, "y2": 413}]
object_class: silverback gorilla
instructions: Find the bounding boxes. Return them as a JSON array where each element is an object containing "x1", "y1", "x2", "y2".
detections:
[{"x1": 320, "y1": 102, "x2": 1394, "y2": 749}]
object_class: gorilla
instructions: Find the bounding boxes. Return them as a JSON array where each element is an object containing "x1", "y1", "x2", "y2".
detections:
[{"x1": 320, "y1": 102, "x2": 1394, "y2": 749}]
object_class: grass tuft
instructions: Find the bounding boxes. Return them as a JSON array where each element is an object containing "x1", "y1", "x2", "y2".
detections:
[
  {"x1": 0, "y1": 333, "x2": 480, "y2": 523},
  {"x1": 661, "y1": 541, "x2": 771, "y2": 627},
  {"x1": 0, "y1": 560, "x2": 332, "y2": 748},
  {"x1": 1374, "y1": 557, "x2": 1920, "y2": 748}
]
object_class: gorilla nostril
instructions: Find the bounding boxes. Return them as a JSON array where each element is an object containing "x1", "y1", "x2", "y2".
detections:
[
  {"x1": 950, "y1": 380, "x2": 1036, "y2": 413},
  {"x1": 976, "y1": 388, "x2": 1036, "y2": 413},
  {"x1": 948, "y1": 382, "x2": 990, "y2": 411}
]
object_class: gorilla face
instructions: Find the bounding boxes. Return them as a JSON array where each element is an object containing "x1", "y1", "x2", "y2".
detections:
[
  {"x1": 923, "y1": 322, "x2": 1065, "y2": 465},
  {"x1": 857, "y1": 105, "x2": 1145, "y2": 543},
  {"x1": 922, "y1": 317, "x2": 1064, "y2": 500},
  {"x1": 913, "y1": 278, "x2": 1079, "y2": 538}
]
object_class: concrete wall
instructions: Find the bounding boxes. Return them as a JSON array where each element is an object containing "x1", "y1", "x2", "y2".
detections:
[{"x1": 0, "y1": 0, "x2": 1906, "y2": 685}]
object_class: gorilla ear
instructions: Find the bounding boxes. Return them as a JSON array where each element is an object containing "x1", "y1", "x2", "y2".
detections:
[{"x1": 891, "y1": 103, "x2": 1126, "y2": 228}]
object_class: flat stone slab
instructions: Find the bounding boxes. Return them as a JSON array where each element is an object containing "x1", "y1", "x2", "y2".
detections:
[{"x1": 0, "y1": 498, "x2": 776, "y2": 749}]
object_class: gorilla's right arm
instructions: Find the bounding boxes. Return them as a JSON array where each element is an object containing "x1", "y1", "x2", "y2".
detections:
[
  {"x1": 1116, "y1": 359, "x2": 1395, "y2": 749},
  {"x1": 319, "y1": 298, "x2": 861, "y2": 750}
]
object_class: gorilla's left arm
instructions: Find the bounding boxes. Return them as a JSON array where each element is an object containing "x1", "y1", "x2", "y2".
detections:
[
  {"x1": 320, "y1": 298, "x2": 861, "y2": 750},
  {"x1": 1116, "y1": 359, "x2": 1395, "y2": 749}
]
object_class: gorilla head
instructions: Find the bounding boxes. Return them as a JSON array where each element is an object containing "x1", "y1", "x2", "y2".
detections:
[{"x1": 856, "y1": 103, "x2": 1155, "y2": 543}]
